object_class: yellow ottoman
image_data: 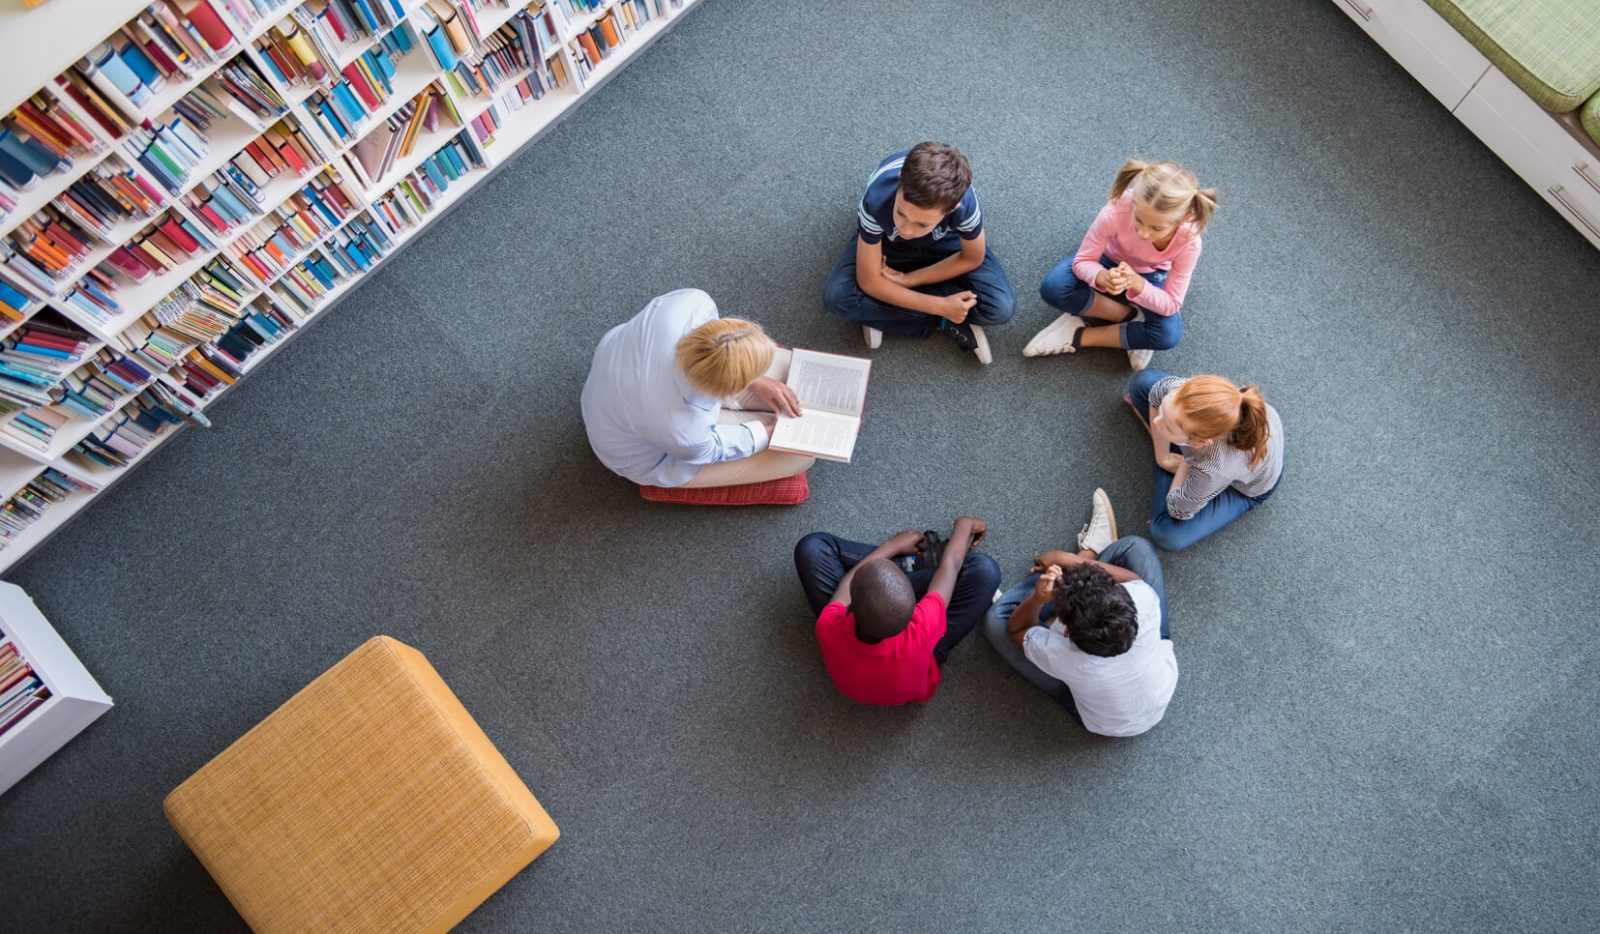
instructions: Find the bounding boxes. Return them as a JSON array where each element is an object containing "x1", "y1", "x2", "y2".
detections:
[{"x1": 164, "y1": 636, "x2": 559, "y2": 933}]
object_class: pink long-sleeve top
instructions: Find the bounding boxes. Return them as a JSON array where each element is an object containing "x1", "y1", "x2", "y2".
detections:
[{"x1": 1071, "y1": 193, "x2": 1203, "y2": 317}]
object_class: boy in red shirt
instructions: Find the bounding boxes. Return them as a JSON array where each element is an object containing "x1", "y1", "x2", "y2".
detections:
[{"x1": 793, "y1": 517, "x2": 1000, "y2": 705}]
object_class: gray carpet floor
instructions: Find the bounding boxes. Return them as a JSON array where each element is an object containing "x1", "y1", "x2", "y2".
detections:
[{"x1": 3, "y1": 0, "x2": 1598, "y2": 930}]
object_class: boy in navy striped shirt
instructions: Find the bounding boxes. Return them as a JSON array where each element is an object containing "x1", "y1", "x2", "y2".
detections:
[{"x1": 821, "y1": 142, "x2": 1016, "y2": 365}]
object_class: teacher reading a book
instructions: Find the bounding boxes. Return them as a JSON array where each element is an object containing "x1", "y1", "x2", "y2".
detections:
[{"x1": 581, "y1": 288, "x2": 815, "y2": 488}]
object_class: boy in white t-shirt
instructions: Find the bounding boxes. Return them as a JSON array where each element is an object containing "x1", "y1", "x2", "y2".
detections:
[{"x1": 982, "y1": 489, "x2": 1177, "y2": 737}]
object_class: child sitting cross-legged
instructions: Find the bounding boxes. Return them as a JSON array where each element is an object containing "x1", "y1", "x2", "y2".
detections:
[
  {"x1": 794, "y1": 518, "x2": 1002, "y2": 706},
  {"x1": 983, "y1": 490, "x2": 1177, "y2": 737}
]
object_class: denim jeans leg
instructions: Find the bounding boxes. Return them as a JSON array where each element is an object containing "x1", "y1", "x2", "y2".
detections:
[
  {"x1": 933, "y1": 553, "x2": 1002, "y2": 663},
  {"x1": 1093, "y1": 535, "x2": 1169, "y2": 638},
  {"x1": 1127, "y1": 369, "x2": 1171, "y2": 422},
  {"x1": 1149, "y1": 487, "x2": 1260, "y2": 553},
  {"x1": 793, "y1": 532, "x2": 879, "y2": 616},
  {"x1": 1122, "y1": 310, "x2": 1183, "y2": 351},
  {"x1": 953, "y1": 247, "x2": 1017, "y2": 327},
  {"x1": 983, "y1": 577, "x2": 1077, "y2": 711},
  {"x1": 820, "y1": 238, "x2": 941, "y2": 337}
]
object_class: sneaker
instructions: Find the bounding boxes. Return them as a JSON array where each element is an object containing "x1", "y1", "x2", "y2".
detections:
[
  {"x1": 1022, "y1": 314, "x2": 1082, "y2": 357},
  {"x1": 862, "y1": 326, "x2": 883, "y2": 350},
  {"x1": 1127, "y1": 348, "x2": 1154, "y2": 371},
  {"x1": 938, "y1": 320, "x2": 992, "y2": 365},
  {"x1": 1076, "y1": 487, "x2": 1119, "y2": 555}
]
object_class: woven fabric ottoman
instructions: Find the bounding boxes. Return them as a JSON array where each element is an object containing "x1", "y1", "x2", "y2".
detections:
[{"x1": 164, "y1": 636, "x2": 558, "y2": 933}]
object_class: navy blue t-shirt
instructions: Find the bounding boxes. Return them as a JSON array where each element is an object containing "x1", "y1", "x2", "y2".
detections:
[{"x1": 856, "y1": 149, "x2": 983, "y2": 249}]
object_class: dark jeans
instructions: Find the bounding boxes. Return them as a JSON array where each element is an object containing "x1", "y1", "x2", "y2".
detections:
[
  {"x1": 821, "y1": 236, "x2": 1018, "y2": 338},
  {"x1": 982, "y1": 536, "x2": 1167, "y2": 713},
  {"x1": 1038, "y1": 252, "x2": 1180, "y2": 350},
  {"x1": 793, "y1": 531, "x2": 1002, "y2": 664},
  {"x1": 1128, "y1": 370, "x2": 1280, "y2": 551}
]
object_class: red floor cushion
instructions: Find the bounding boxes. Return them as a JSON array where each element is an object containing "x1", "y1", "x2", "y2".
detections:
[{"x1": 639, "y1": 473, "x2": 810, "y2": 506}]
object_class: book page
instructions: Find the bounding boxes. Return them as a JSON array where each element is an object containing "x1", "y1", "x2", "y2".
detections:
[
  {"x1": 788, "y1": 349, "x2": 870, "y2": 417},
  {"x1": 769, "y1": 411, "x2": 861, "y2": 463}
]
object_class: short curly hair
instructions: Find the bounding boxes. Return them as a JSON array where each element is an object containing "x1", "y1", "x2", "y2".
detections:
[{"x1": 1053, "y1": 564, "x2": 1138, "y2": 657}]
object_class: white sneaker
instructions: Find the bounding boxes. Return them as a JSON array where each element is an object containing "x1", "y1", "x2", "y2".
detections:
[
  {"x1": 1127, "y1": 348, "x2": 1154, "y2": 371},
  {"x1": 862, "y1": 326, "x2": 883, "y2": 349},
  {"x1": 1076, "y1": 487, "x2": 1119, "y2": 555},
  {"x1": 1022, "y1": 314, "x2": 1082, "y2": 357},
  {"x1": 970, "y1": 324, "x2": 991, "y2": 365}
]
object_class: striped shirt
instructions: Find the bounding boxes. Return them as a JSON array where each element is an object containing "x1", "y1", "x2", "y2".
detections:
[
  {"x1": 857, "y1": 149, "x2": 983, "y2": 248},
  {"x1": 1150, "y1": 376, "x2": 1284, "y2": 520}
]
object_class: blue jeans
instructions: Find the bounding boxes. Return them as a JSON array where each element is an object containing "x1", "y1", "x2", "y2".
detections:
[
  {"x1": 1128, "y1": 370, "x2": 1280, "y2": 551},
  {"x1": 821, "y1": 236, "x2": 1018, "y2": 338},
  {"x1": 794, "y1": 531, "x2": 1002, "y2": 664},
  {"x1": 1038, "y1": 252, "x2": 1181, "y2": 350},
  {"x1": 982, "y1": 536, "x2": 1167, "y2": 713}
]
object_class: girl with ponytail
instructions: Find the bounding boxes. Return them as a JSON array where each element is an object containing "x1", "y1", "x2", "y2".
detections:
[
  {"x1": 1124, "y1": 369, "x2": 1285, "y2": 551},
  {"x1": 1025, "y1": 158, "x2": 1218, "y2": 371}
]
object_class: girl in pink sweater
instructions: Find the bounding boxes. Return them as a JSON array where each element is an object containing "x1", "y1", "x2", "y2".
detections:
[{"x1": 1025, "y1": 160, "x2": 1219, "y2": 370}]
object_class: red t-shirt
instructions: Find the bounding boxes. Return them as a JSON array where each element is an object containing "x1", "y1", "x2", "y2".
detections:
[{"x1": 814, "y1": 593, "x2": 947, "y2": 705}]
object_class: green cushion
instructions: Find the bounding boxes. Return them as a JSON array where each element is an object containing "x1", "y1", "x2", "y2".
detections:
[
  {"x1": 1584, "y1": 92, "x2": 1600, "y2": 147},
  {"x1": 1425, "y1": 0, "x2": 1600, "y2": 111}
]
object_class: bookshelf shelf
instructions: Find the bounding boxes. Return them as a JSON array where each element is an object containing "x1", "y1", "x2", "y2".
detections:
[
  {"x1": 0, "y1": 450, "x2": 45, "y2": 502},
  {"x1": 2, "y1": 148, "x2": 118, "y2": 244},
  {"x1": 0, "y1": 581, "x2": 112, "y2": 796},
  {"x1": 0, "y1": 0, "x2": 701, "y2": 578}
]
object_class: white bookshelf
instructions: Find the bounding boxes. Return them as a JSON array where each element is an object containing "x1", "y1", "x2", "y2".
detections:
[
  {"x1": 0, "y1": 0, "x2": 701, "y2": 574},
  {"x1": 0, "y1": 581, "x2": 112, "y2": 795}
]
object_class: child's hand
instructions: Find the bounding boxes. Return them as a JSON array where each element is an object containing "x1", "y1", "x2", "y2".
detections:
[
  {"x1": 1117, "y1": 262, "x2": 1147, "y2": 296},
  {"x1": 1032, "y1": 550, "x2": 1075, "y2": 572},
  {"x1": 885, "y1": 530, "x2": 924, "y2": 556},
  {"x1": 1033, "y1": 565, "x2": 1063, "y2": 600},
  {"x1": 937, "y1": 292, "x2": 977, "y2": 323},
  {"x1": 1095, "y1": 268, "x2": 1120, "y2": 293},
  {"x1": 1100, "y1": 267, "x2": 1127, "y2": 295},
  {"x1": 881, "y1": 260, "x2": 910, "y2": 286}
]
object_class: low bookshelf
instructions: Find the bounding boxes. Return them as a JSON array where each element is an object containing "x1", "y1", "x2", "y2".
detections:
[
  {"x1": 0, "y1": 581, "x2": 112, "y2": 795},
  {"x1": 0, "y1": 0, "x2": 700, "y2": 574}
]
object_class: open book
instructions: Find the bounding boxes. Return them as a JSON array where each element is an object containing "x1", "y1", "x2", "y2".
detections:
[{"x1": 767, "y1": 349, "x2": 872, "y2": 463}]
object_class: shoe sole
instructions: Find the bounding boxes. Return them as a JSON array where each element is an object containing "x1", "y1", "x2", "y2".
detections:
[
  {"x1": 1127, "y1": 349, "x2": 1153, "y2": 371},
  {"x1": 863, "y1": 327, "x2": 883, "y2": 350},
  {"x1": 971, "y1": 325, "x2": 991, "y2": 365}
]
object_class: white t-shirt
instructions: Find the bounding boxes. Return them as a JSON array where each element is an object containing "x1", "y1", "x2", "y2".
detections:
[{"x1": 1022, "y1": 580, "x2": 1178, "y2": 737}]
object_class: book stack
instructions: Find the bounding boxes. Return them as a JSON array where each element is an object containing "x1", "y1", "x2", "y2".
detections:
[
  {"x1": 0, "y1": 404, "x2": 69, "y2": 452},
  {"x1": 344, "y1": 85, "x2": 460, "y2": 186},
  {"x1": 185, "y1": 295, "x2": 292, "y2": 384},
  {"x1": 219, "y1": 0, "x2": 298, "y2": 36},
  {"x1": 448, "y1": 19, "x2": 534, "y2": 103},
  {"x1": 2, "y1": 206, "x2": 103, "y2": 294},
  {"x1": 269, "y1": 247, "x2": 352, "y2": 313},
  {"x1": 48, "y1": 163, "x2": 167, "y2": 243},
  {"x1": 299, "y1": 26, "x2": 419, "y2": 145},
  {"x1": 70, "y1": 2, "x2": 243, "y2": 125},
  {"x1": 567, "y1": 7, "x2": 634, "y2": 83},
  {"x1": 0, "y1": 93, "x2": 105, "y2": 204},
  {"x1": 286, "y1": 0, "x2": 412, "y2": 67},
  {"x1": 212, "y1": 58, "x2": 293, "y2": 122},
  {"x1": 222, "y1": 176, "x2": 359, "y2": 288},
  {"x1": 414, "y1": 0, "x2": 487, "y2": 71},
  {"x1": 99, "y1": 209, "x2": 216, "y2": 285},
  {"x1": 368, "y1": 130, "x2": 486, "y2": 234},
  {"x1": 0, "y1": 316, "x2": 96, "y2": 410},
  {"x1": 55, "y1": 351, "x2": 145, "y2": 421},
  {"x1": 0, "y1": 635, "x2": 52, "y2": 737},
  {"x1": 125, "y1": 88, "x2": 229, "y2": 196},
  {"x1": 0, "y1": 274, "x2": 38, "y2": 326},
  {"x1": 63, "y1": 380, "x2": 209, "y2": 474},
  {"x1": 321, "y1": 214, "x2": 394, "y2": 277}
]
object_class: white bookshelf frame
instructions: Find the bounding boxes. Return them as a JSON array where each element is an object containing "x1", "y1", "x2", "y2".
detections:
[
  {"x1": 0, "y1": 0, "x2": 703, "y2": 574},
  {"x1": 0, "y1": 581, "x2": 112, "y2": 795}
]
